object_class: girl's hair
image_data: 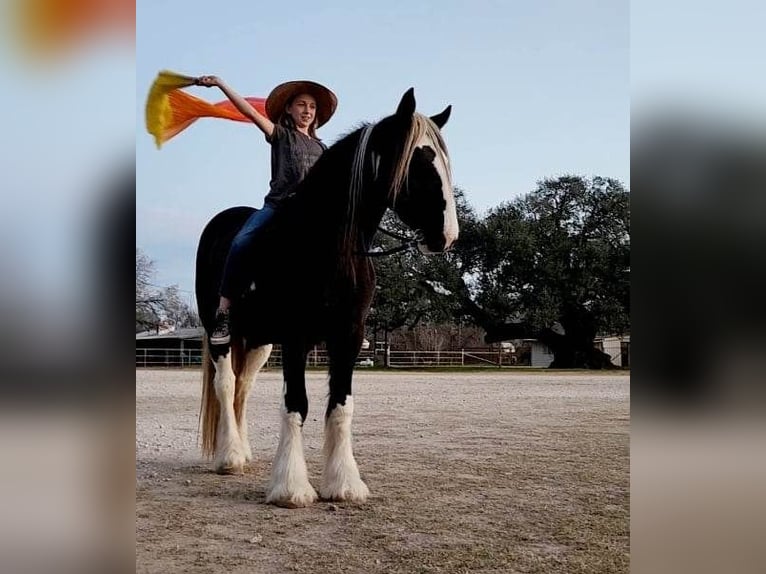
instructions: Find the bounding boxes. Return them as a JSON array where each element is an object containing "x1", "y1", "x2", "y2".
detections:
[{"x1": 278, "y1": 94, "x2": 320, "y2": 139}]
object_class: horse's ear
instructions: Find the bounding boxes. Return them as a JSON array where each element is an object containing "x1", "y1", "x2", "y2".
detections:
[
  {"x1": 396, "y1": 88, "x2": 416, "y2": 120},
  {"x1": 430, "y1": 105, "x2": 451, "y2": 129}
]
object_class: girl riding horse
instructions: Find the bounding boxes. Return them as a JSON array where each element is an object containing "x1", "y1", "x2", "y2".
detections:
[
  {"x1": 194, "y1": 75, "x2": 338, "y2": 345},
  {"x1": 196, "y1": 88, "x2": 457, "y2": 507}
]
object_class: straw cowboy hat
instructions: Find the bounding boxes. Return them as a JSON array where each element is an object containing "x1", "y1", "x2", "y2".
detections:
[{"x1": 265, "y1": 80, "x2": 338, "y2": 128}]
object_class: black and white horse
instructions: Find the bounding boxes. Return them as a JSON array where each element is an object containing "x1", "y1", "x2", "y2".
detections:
[{"x1": 195, "y1": 88, "x2": 457, "y2": 507}]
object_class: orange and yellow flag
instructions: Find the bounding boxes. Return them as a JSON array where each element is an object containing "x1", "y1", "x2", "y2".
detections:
[{"x1": 145, "y1": 70, "x2": 267, "y2": 149}]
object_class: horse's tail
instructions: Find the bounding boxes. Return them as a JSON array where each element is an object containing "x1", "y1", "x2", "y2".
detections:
[{"x1": 199, "y1": 335, "x2": 218, "y2": 458}]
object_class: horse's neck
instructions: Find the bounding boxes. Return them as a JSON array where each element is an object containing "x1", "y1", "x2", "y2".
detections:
[
  {"x1": 356, "y1": 196, "x2": 389, "y2": 249},
  {"x1": 289, "y1": 151, "x2": 389, "y2": 250}
]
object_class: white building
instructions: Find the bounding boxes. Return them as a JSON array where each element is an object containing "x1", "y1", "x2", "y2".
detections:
[{"x1": 595, "y1": 334, "x2": 630, "y2": 367}]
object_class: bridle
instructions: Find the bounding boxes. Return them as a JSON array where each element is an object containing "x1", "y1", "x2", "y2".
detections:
[{"x1": 361, "y1": 226, "x2": 424, "y2": 258}]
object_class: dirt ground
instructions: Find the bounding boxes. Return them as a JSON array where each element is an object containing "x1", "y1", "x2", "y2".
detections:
[{"x1": 136, "y1": 369, "x2": 629, "y2": 574}]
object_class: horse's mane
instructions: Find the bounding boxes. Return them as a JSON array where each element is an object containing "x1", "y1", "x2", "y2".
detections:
[
  {"x1": 286, "y1": 113, "x2": 451, "y2": 283},
  {"x1": 343, "y1": 113, "x2": 451, "y2": 248}
]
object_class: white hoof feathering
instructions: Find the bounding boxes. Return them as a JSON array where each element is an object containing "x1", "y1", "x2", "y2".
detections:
[
  {"x1": 235, "y1": 397, "x2": 252, "y2": 466},
  {"x1": 214, "y1": 445, "x2": 247, "y2": 475},
  {"x1": 321, "y1": 396, "x2": 369, "y2": 502},
  {"x1": 240, "y1": 439, "x2": 253, "y2": 464},
  {"x1": 235, "y1": 345, "x2": 273, "y2": 465},
  {"x1": 265, "y1": 410, "x2": 317, "y2": 508},
  {"x1": 214, "y1": 357, "x2": 246, "y2": 474}
]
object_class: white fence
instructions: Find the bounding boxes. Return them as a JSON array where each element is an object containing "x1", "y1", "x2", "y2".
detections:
[
  {"x1": 135, "y1": 347, "x2": 516, "y2": 368},
  {"x1": 136, "y1": 348, "x2": 204, "y2": 368},
  {"x1": 387, "y1": 350, "x2": 515, "y2": 367}
]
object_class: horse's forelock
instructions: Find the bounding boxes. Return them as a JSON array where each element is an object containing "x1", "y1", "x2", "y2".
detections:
[{"x1": 390, "y1": 114, "x2": 451, "y2": 203}]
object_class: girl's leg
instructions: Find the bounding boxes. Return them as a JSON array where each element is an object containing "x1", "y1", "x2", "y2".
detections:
[{"x1": 210, "y1": 206, "x2": 276, "y2": 345}]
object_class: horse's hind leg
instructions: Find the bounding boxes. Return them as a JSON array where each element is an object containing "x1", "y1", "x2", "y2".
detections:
[
  {"x1": 265, "y1": 342, "x2": 317, "y2": 508},
  {"x1": 320, "y1": 330, "x2": 369, "y2": 503},
  {"x1": 234, "y1": 344, "x2": 273, "y2": 462},
  {"x1": 211, "y1": 345, "x2": 247, "y2": 474}
]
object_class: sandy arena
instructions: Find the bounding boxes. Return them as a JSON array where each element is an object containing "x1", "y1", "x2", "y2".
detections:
[{"x1": 136, "y1": 369, "x2": 629, "y2": 573}]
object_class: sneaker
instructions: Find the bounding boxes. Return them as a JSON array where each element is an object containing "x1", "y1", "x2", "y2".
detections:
[{"x1": 210, "y1": 309, "x2": 230, "y2": 345}]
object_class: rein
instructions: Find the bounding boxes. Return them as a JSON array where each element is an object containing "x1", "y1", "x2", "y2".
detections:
[{"x1": 358, "y1": 226, "x2": 424, "y2": 258}]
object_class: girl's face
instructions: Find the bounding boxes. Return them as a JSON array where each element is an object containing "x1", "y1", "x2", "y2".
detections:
[{"x1": 287, "y1": 93, "x2": 318, "y2": 131}]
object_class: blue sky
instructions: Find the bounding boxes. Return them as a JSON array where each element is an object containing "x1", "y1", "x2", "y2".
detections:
[{"x1": 137, "y1": 0, "x2": 629, "y2": 300}]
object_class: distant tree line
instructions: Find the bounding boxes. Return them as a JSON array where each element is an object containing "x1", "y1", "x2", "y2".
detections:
[
  {"x1": 136, "y1": 248, "x2": 199, "y2": 332},
  {"x1": 367, "y1": 175, "x2": 630, "y2": 368}
]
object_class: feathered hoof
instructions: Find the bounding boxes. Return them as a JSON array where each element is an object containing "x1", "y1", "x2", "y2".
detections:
[
  {"x1": 320, "y1": 478, "x2": 370, "y2": 503},
  {"x1": 215, "y1": 462, "x2": 245, "y2": 475},
  {"x1": 242, "y1": 443, "x2": 253, "y2": 464},
  {"x1": 214, "y1": 450, "x2": 247, "y2": 475},
  {"x1": 265, "y1": 484, "x2": 318, "y2": 508}
]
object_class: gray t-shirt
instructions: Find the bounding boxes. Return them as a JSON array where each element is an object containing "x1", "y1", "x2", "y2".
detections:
[{"x1": 263, "y1": 124, "x2": 326, "y2": 208}]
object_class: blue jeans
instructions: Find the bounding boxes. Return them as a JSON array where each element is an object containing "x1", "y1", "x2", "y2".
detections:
[{"x1": 219, "y1": 205, "x2": 277, "y2": 300}]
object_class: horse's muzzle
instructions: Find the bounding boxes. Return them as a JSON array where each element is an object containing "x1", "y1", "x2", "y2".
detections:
[
  {"x1": 418, "y1": 236, "x2": 447, "y2": 254},
  {"x1": 416, "y1": 228, "x2": 459, "y2": 254}
]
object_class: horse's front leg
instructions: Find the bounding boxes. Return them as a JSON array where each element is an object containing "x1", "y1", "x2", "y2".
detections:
[
  {"x1": 265, "y1": 342, "x2": 317, "y2": 508},
  {"x1": 321, "y1": 331, "x2": 369, "y2": 503}
]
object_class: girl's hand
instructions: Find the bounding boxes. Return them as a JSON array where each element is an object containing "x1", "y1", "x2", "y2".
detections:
[{"x1": 195, "y1": 75, "x2": 220, "y2": 87}]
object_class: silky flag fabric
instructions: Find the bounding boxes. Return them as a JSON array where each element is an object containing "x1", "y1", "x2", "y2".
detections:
[{"x1": 145, "y1": 70, "x2": 267, "y2": 148}]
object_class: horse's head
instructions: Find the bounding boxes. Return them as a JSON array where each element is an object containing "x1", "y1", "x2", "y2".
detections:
[{"x1": 371, "y1": 89, "x2": 459, "y2": 253}]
